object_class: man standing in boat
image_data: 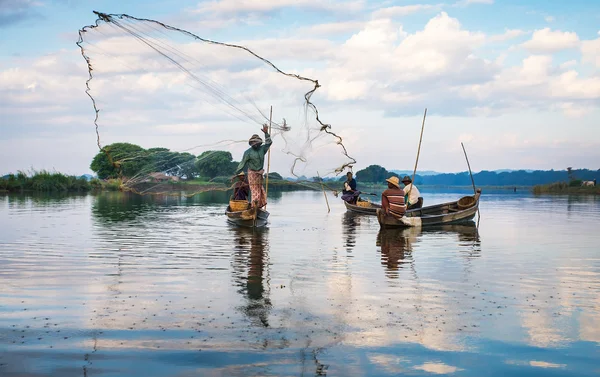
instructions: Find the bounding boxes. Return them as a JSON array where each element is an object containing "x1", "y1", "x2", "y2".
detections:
[
  {"x1": 401, "y1": 176, "x2": 422, "y2": 210},
  {"x1": 235, "y1": 125, "x2": 272, "y2": 208}
]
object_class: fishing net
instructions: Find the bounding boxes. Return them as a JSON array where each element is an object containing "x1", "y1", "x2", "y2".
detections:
[{"x1": 77, "y1": 12, "x2": 355, "y2": 195}]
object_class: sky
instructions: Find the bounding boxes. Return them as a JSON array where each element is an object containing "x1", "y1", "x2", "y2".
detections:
[{"x1": 1, "y1": 0, "x2": 600, "y2": 177}]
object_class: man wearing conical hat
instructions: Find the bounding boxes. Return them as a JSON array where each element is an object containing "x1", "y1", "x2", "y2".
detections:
[
  {"x1": 235, "y1": 124, "x2": 272, "y2": 208},
  {"x1": 381, "y1": 176, "x2": 406, "y2": 218}
]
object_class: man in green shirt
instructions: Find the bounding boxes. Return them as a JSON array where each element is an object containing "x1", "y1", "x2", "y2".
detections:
[{"x1": 235, "y1": 125, "x2": 272, "y2": 208}]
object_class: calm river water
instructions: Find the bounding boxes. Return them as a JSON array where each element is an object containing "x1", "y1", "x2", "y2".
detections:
[{"x1": 0, "y1": 189, "x2": 599, "y2": 377}]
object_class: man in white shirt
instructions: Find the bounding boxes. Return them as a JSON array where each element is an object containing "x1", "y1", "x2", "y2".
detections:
[{"x1": 401, "y1": 176, "x2": 422, "y2": 210}]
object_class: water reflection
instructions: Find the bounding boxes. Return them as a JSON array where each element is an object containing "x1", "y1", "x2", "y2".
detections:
[
  {"x1": 376, "y1": 223, "x2": 481, "y2": 278},
  {"x1": 231, "y1": 227, "x2": 272, "y2": 328},
  {"x1": 342, "y1": 212, "x2": 360, "y2": 253},
  {"x1": 376, "y1": 228, "x2": 418, "y2": 277}
]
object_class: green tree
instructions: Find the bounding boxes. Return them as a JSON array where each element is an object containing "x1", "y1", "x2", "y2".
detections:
[
  {"x1": 356, "y1": 165, "x2": 396, "y2": 183},
  {"x1": 196, "y1": 151, "x2": 236, "y2": 179},
  {"x1": 90, "y1": 143, "x2": 146, "y2": 179},
  {"x1": 266, "y1": 172, "x2": 283, "y2": 180}
]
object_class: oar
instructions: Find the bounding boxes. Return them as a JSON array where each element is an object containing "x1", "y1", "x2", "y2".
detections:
[
  {"x1": 407, "y1": 108, "x2": 427, "y2": 203},
  {"x1": 264, "y1": 106, "x2": 273, "y2": 210}
]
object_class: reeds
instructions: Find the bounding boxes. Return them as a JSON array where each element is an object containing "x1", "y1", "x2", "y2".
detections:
[{"x1": 0, "y1": 169, "x2": 94, "y2": 192}]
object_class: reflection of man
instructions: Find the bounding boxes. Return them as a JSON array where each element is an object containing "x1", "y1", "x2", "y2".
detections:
[
  {"x1": 233, "y1": 228, "x2": 272, "y2": 328},
  {"x1": 377, "y1": 228, "x2": 420, "y2": 277}
]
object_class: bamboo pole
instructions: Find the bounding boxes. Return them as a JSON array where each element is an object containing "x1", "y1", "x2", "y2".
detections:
[
  {"x1": 318, "y1": 171, "x2": 330, "y2": 213},
  {"x1": 264, "y1": 106, "x2": 273, "y2": 209},
  {"x1": 407, "y1": 108, "x2": 427, "y2": 202},
  {"x1": 461, "y1": 142, "x2": 476, "y2": 194}
]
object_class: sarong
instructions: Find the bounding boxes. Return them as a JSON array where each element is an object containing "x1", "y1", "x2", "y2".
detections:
[
  {"x1": 247, "y1": 169, "x2": 267, "y2": 208},
  {"x1": 341, "y1": 191, "x2": 360, "y2": 204}
]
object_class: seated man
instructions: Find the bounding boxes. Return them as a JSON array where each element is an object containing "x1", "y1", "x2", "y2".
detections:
[
  {"x1": 341, "y1": 171, "x2": 360, "y2": 204},
  {"x1": 232, "y1": 172, "x2": 250, "y2": 201},
  {"x1": 381, "y1": 176, "x2": 406, "y2": 217},
  {"x1": 401, "y1": 176, "x2": 422, "y2": 210}
]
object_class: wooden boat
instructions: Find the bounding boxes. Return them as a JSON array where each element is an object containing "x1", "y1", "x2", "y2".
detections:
[
  {"x1": 225, "y1": 205, "x2": 269, "y2": 228},
  {"x1": 343, "y1": 199, "x2": 381, "y2": 215},
  {"x1": 377, "y1": 189, "x2": 481, "y2": 228}
]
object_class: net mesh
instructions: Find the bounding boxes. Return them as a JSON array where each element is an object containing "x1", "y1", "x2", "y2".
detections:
[{"x1": 77, "y1": 12, "x2": 355, "y2": 196}]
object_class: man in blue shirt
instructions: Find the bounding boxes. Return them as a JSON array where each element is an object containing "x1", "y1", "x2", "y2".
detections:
[{"x1": 341, "y1": 171, "x2": 360, "y2": 204}]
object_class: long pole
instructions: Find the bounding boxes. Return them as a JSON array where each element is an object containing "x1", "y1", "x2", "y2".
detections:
[
  {"x1": 265, "y1": 106, "x2": 273, "y2": 209},
  {"x1": 461, "y1": 142, "x2": 476, "y2": 194},
  {"x1": 407, "y1": 108, "x2": 427, "y2": 201},
  {"x1": 318, "y1": 171, "x2": 330, "y2": 213}
]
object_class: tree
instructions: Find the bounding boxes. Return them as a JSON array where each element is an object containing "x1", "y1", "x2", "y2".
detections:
[
  {"x1": 196, "y1": 151, "x2": 236, "y2": 179},
  {"x1": 90, "y1": 143, "x2": 146, "y2": 179},
  {"x1": 266, "y1": 172, "x2": 283, "y2": 180},
  {"x1": 355, "y1": 165, "x2": 396, "y2": 183}
]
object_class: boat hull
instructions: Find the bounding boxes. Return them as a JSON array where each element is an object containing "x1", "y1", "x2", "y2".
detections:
[
  {"x1": 343, "y1": 200, "x2": 381, "y2": 215},
  {"x1": 225, "y1": 206, "x2": 269, "y2": 228},
  {"x1": 377, "y1": 190, "x2": 481, "y2": 228}
]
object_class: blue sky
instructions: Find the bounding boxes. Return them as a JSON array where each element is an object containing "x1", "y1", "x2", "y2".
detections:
[{"x1": 1, "y1": 0, "x2": 600, "y2": 176}]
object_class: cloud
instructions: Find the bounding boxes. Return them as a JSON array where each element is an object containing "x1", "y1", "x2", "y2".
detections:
[
  {"x1": 521, "y1": 28, "x2": 580, "y2": 53},
  {"x1": 545, "y1": 16, "x2": 555, "y2": 23},
  {"x1": 195, "y1": 0, "x2": 364, "y2": 16},
  {"x1": 488, "y1": 29, "x2": 527, "y2": 43},
  {"x1": 371, "y1": 4, "x2": 442, "y2": 19},
  {"x1": 300, "y1": 21, "x2": 365, "y2": 36},
  {"x1": 454, "y1": 0, "x2": 493, "y2": 7},
  {"x1": 0, "y1": 0, "x2": 42, "y2": 28},
  {"x1": 581, "y1": 37, "x2": 600, "y2": 68}
]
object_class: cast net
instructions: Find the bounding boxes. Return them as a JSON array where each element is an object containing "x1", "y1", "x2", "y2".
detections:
[{"x1": 77, "y1": 12, "x2": 355, "y2": 195}]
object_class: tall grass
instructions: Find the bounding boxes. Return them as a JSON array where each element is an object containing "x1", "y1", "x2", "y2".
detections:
[
  {"x1": 0, "y1": 169, "x2": 93, "y2": 192},
  {"x1": 532, "y1": 181, "x2": 600, "y2": 195}
]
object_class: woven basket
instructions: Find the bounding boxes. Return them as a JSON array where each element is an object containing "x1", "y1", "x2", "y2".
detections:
[
  {"x1": 229, "y1": 200, "x2": 249, "y2": 212},
  {"x1": 356, "y1": 200, "x2": 371, "y2": 208},
  {"x1": 457, "y1": 196, "x2": 476, "y2": 210}
]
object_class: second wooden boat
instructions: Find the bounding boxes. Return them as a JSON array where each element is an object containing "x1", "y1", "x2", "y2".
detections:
[{"x1": 377, "y1": 189, "x2": 481, "y2": 228}]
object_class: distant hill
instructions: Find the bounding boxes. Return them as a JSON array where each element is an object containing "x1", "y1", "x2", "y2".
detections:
[
  {"x1": 390, "y1": 170, "x2": 442, "y2": 176},
  {"x1": 79, "y1": 174, "x2": 95, "y2": 181}
]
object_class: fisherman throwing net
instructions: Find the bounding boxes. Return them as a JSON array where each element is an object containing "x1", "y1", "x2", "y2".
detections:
[{"x1": 77, "y1": 12, "x2": 355, "y2": 195}]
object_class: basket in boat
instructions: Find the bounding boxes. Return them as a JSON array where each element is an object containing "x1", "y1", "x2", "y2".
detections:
[
  {"x1": 457, "y1": 196, "x2": 476, "y2": 210},
  {"x1": 356, "y1": 200, "x2": 371, "y2": 208},
  {"x1": 229, "y1": 200, "x2": 249, "y2": 212}
]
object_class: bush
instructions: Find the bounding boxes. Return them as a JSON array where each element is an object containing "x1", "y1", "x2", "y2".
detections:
[{"x1": 569, "y1": 179, "x2": 582, "y2": 187}]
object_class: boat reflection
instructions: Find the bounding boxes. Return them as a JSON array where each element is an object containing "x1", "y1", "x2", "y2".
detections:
[
  {"x1": 342, "y1": 212, "x2": 360, "y2": 253},
  {"x1": 376, "y1": 222, "x2": 481, "y2": 277},
  {"x1": 231, "y1": 227, "x2": 272, "y2": 328},
  {"x1": 376, "y1": 227, "x2": 419, "y2": 277}
]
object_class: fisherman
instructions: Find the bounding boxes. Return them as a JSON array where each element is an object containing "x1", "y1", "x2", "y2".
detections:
[
  {"x1": 381, "y1": 176, "x2": 406, "y2": 217},
  {"x1": 235, "y1": 125, "x2": 272, "y2": 208},
  {"x1": 232, "y1": 172, "x2": 250, "y2": 201},
  {"x1": 401, "y1": 175, "x2": 422, "y2": 210},
  {"x1": 341, "y1": 171, "x2": 360, "y2": 204}
]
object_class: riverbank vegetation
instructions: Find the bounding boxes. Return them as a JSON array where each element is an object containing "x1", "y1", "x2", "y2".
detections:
[
  {"x1": 532, "y1": 181, "x2": 600, "y2": 195},
  {"x1": 0, "y1": 170, "x2": 97, "y2": 193}
]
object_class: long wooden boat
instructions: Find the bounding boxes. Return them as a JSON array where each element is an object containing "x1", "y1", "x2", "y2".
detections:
[
  {"x1": 225, "y1": 205, "x2": 269, "y2": 228},
  {"x1": 344, "y1": 200, "x2": 381, "y2": 215},
  {"x1": 377, "y1": 189, "x2": 481, "y2": 228}
]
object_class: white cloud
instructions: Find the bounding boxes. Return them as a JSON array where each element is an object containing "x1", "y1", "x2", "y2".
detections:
[
  {"x1": 454, "y1": 0, "x2": 493, "y2": 7},
  {"x1": 371, "y1": 4, "x2": 442, "y2": 19},
  {"x1": 521, "y1": 28, "x2": 580, "y2": 53},
  {"x1": 488, "y1": 29, "x2": 527, "y2": 42},
  {"x1": 196, "y1": 0, "x2": 364, "y2": 15},
  {"x1": 300, "y1": 21, "x2": 365, "y2": 36},
  {"x1": 545, "y1": 16, "x2": 555, "y2": 23},
  {"x1": 581, "y1": 37, "x2": 600, "y2": 68}
]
